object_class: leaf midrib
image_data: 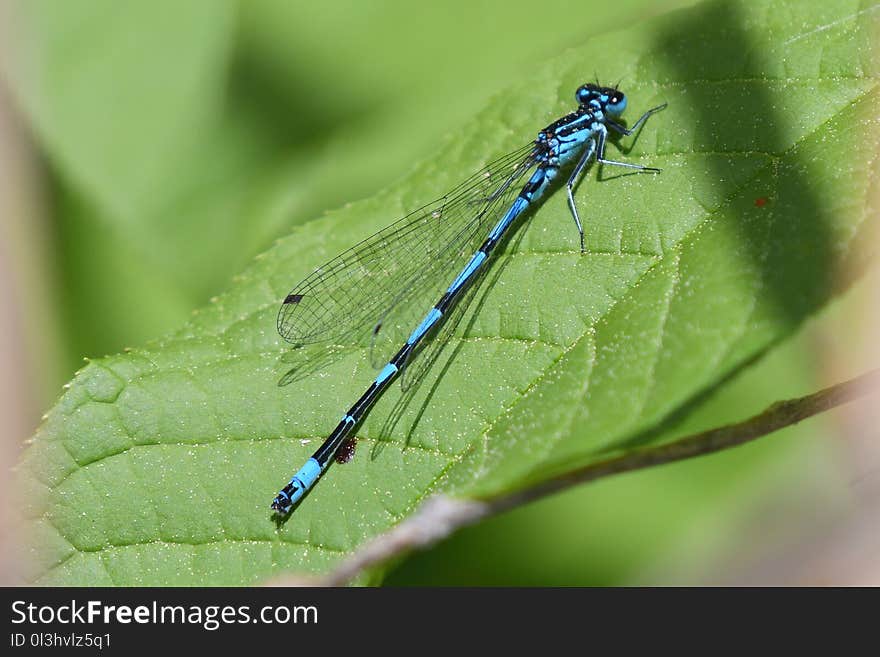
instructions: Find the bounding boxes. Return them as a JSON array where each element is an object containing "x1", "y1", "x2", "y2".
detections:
[{"x1": 433, "y1": 79, "x2": 879, "y2": 495}]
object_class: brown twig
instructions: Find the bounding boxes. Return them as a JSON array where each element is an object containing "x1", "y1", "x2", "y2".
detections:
[{"x1": 265, "y1": 367, "x2": 880, "y2": 587}]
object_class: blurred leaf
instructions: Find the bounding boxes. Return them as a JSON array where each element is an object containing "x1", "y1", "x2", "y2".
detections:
[
  {"x1": 17, "y1": 0, "x2": 879, "y2": 585},
  {"x1": 1, "y1": 0, "x2": 696, "y2": 380},
  {"x1": 6, "y1": 0, "x2": 236, "y2": 224}
]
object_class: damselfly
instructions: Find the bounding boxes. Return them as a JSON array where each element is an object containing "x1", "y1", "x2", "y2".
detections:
[{"x1": 271, "y1": 83, "x2": 666, "y2": 514}]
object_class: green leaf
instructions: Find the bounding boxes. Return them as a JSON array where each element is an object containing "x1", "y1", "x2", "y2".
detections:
[
  {"x1": 1, "y1": 0, "x2": 696, "y2": 380},
  {"x1": 386, "y1": 313, "x2": 844, "y2": 585},
  {"x1": 18, "y1": 0, "x2": 879, "y2": 585}
]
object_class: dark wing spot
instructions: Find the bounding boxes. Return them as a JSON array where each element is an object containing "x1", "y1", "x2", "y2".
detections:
[
  {"x1": 373, "y1": 321, "x2": 383, "y2": 335},
  {"x1": 283, "y1": 293, "x2": 304, "y2": 305}
]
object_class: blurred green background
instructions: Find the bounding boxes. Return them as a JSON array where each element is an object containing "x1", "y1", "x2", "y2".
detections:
[{"x1": 1, "y1": 0, "x2": 877, "y2": 585}]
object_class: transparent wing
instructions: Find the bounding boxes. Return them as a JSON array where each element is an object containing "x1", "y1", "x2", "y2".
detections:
[
  {"x1": 277, "y1": 143, "x2": 538, "y2": 346},
  {"x1": 373, "y1": 241, "x2": 522, "y2": 451},
  {"x1": 398, "y1": 255, "x2": 494, "y2": 391},
  {"x1": 368, "y1": 175, "x2": 528, "y2": 371}
]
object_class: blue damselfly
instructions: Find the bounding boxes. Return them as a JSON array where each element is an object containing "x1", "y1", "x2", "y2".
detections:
[{"x1": 272, "y1": 83, "x2": 666, "y2": 514}]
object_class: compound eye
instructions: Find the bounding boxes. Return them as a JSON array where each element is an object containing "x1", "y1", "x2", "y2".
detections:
[
  {"x1": 606, "y1": 92, "x2": 627, "y2": 115},
  {"x1": 576, "y1": 83, "x2": 599, "y2": 104}
]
